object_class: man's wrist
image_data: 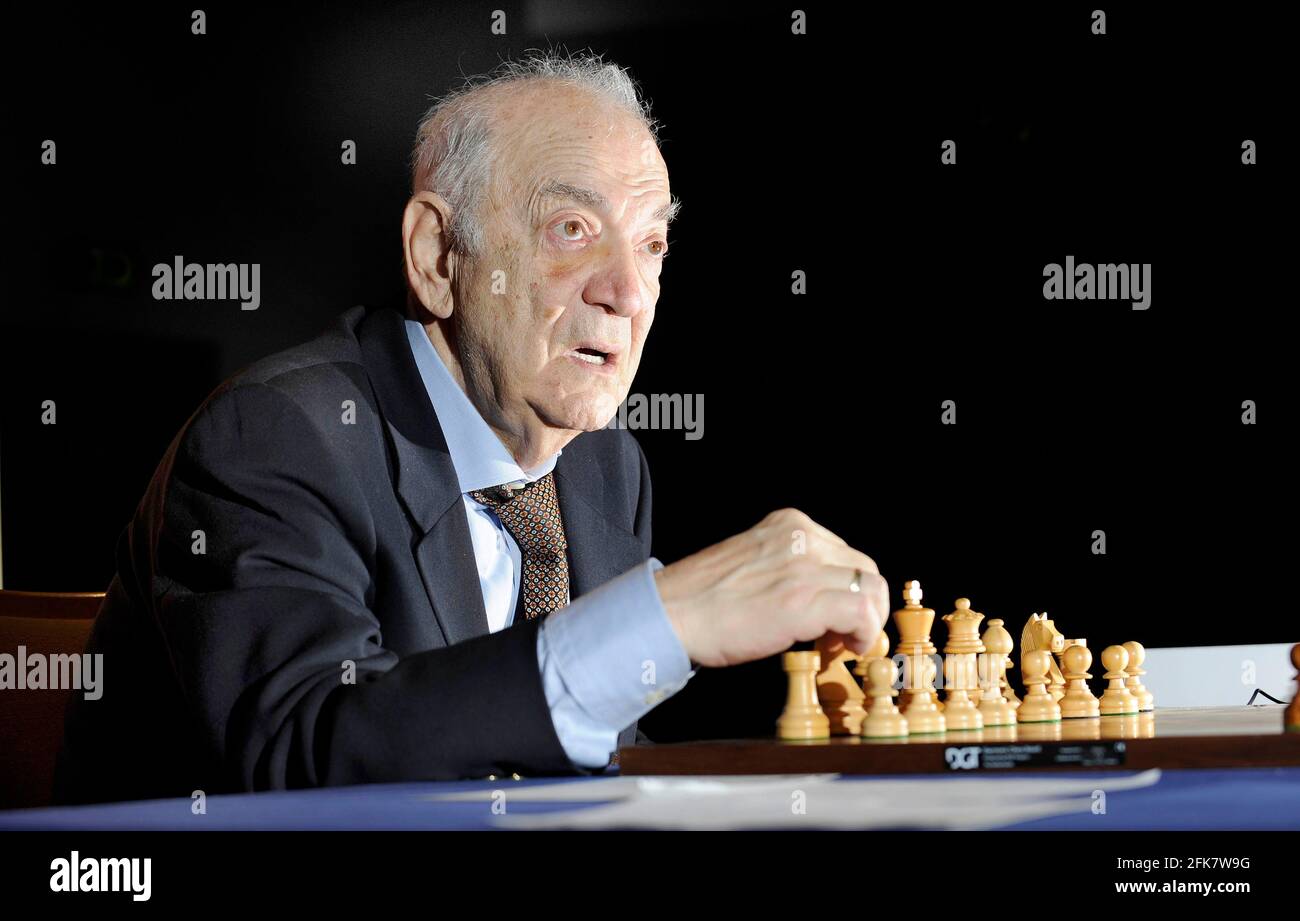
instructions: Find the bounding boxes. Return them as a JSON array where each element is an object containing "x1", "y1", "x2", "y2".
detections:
[
  {"x1": 546, "y1": 559, "x2": 693, "y2": 728},
  {"x1": 652, "y1": 564, "x2": 695, "y2": 669}
]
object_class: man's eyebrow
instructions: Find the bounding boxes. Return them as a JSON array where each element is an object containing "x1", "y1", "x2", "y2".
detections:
[
  {"x1": 653, "y1": 196, "x2": 682, "y2": 225},
  {"x1": 537, "y1": 181, "x2": 682, "y2": 225},
  {"x1": 538, "y1": 181, "x2": 608, "y2": 211}
]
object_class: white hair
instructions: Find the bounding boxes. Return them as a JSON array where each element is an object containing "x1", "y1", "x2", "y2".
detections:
[{"x1": 410, "y1": 51, "x2": 660, "y2": 257}]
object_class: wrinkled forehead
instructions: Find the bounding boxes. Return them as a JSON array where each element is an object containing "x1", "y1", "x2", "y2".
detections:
[{"x1": 486, "y1": 82, "x2": 668, "y2": 207}]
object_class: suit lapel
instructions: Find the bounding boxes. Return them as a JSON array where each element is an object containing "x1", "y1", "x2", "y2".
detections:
[
  {"x1": 357, "y1": 306, "x2": 489, "y2": 646},
  {"x1": 554, "y1": 449, "x2": 648, "y2": 600}
]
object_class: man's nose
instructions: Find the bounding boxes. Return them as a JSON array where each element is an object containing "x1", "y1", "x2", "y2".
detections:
[{"x1": 582, "y1": 247, "x2": 648, "y2": 318}]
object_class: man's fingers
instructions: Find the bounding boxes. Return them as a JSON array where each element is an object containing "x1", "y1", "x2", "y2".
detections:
[
  {"x1": 765, "y1": 509, "x2": 853, "y2": 553},
  {"x1": 802, "y1": 562, "x2": 889, "y2": 633},
  {"x1": 821, "y1": 631, "x2": 861, "y2": 656},
  {"x1": 809, "y1": 540, "x2": 880, "y2": 577},
  {"x1": 803, "y1": 564, "x2": 886, "y2": 602},
  {"x1": 805, "y1": 587, "x2": 889, "y2": 649},
  {"x1": 763, "y1": 508, "x2": 881, "y2": 577}
]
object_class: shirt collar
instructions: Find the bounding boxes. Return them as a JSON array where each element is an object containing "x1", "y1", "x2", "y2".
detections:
[{"x1": 404, "y1": 319, "x2": 559, "y2": 494}]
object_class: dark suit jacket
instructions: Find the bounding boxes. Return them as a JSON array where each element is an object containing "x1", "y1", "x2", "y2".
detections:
[{"x1": 55, "y1": 305, "x2": 654, "y2": 804}]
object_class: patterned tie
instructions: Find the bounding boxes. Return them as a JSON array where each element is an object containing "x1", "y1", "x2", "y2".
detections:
[{"x1": 470, "y1": 472, "x2": 569, "y2": 621}]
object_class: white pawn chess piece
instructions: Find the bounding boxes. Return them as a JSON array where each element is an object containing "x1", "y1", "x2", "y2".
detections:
[
  {"x1": 1018, "y1": 649, "x2": 1062, "y2": 723},
  {"x1": 1099, "y1": 645, "x2": 1140, "y2": 715},
  {"x1": 904, "y1": 654, "x2": 946, "y2": 733},
  {"x1": 862, "y1": 657, "x2": 910, "y2": 738},
  {"x1": 1122, "y1": 641, "x2": 1155, "y2": 711},
  {"x1": 1059, "y1": 644, "x2": 1101, "y2": 719}
]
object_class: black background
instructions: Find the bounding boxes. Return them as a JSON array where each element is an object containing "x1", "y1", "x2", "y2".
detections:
[{"x1": 0, "y1": 2, "x2": 1288, "y2": 741}]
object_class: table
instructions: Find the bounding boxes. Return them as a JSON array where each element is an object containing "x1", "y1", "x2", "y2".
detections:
[{"x1": 2, "y1": 766, "x2": 1297, "y2": 831}]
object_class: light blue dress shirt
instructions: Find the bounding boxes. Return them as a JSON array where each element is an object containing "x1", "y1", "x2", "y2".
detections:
[{"x1": 404, "y1": 320, "x2": 694, "y2": 768}]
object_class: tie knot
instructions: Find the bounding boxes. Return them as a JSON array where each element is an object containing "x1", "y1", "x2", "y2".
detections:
[
  {"x1": 469, "y1": 472, "x2": 567, "y2": 559},
  {"x1": 472, "y1": 472, "x2": 549, "y2": 509},
  {"x1": 469, "y1": 471, "x2": 569, "y2": 621},
  {"x1": 475, "y1": 481, "x2": 526, "y2": 507}
]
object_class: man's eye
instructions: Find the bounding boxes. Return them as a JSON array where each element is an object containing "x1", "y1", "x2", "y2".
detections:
[
  {"x1": 555, "y1": 220, "x2": 586, "y2": 242},
  {"x1": 645, "y1": 240, "x2": 669, "y2": 258}
]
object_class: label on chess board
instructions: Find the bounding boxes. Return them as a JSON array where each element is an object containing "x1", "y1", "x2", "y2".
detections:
[{"x1": 942, "y1": 741, "x2": 1128, "y2": 771}]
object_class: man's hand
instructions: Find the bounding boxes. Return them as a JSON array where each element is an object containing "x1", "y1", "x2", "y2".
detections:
[{"x1": 653, "y1": 508, "x2": 889, "y2": 668}]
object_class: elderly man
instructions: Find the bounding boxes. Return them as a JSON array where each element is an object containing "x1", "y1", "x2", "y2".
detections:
[{"x1": 55, "y1": 54, "x2": 888, "y2": 804}]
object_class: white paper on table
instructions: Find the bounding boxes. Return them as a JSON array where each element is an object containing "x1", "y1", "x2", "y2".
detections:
[
  {"x1": 425, "y1": 774, "x2": 839, "y2": 803},
  {"x1": 488, "y1": 769, "x2": 1163, "y2": 830}
]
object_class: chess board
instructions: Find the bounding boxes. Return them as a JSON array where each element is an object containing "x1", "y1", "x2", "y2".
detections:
[{"x1": 616, "y1": 706, "x2": 1300, "y2": 776}]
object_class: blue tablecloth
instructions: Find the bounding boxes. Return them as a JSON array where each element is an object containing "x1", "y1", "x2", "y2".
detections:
[{"x1": 3, "y1": 768, "x2": 1298, "y2": 830}]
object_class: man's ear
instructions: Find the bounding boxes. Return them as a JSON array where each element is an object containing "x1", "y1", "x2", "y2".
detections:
[{"x1": 402, "y1": 191, "x2": 458, "y2": 320}]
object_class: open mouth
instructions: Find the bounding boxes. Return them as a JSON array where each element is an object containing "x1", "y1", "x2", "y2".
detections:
[
  {"x1": 567, "y1": 343, "x2": 620, "y2": 372},
  {"x1": 572, "y1": 347, "x2": 610, "y2": 366}
]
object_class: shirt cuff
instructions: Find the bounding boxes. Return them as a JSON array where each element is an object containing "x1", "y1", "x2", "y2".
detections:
[{"x1": 541, "y1": 557, "x2": 694, "y2": 735}]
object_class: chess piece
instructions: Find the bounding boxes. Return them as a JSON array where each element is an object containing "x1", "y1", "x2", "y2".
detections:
[
  {"x1": 1022, "y1": 613, "x2": 1067, "y2": 701},
  {"x1": 1122, "y1": 641, "x2": 1155, "y2": 711},
  {"x1": 979, "y1": 618, "x2": 1018, "y2": 725},
  {"x1": 815, "y1": 635, "x2": 867, "y2": 735},
  {"x1": 1002, "y1": 654, "x2": 1021, "y2": 709},
  {"x1": 1017, "y1": 648, "x2": 1061, "y2": 723},
  {"x1": 1058, "y1": 644, "x2": 1101, "y2": 719},
  {"x1": 861, "y1": 657, "x2": 909, "y2": 738},
  {"x1": 1055, "y1": 638, "x2": 1086, "y2": 702},
  {"x1": 1285, "y1": 644, "x2": 1300, "y2": 733},
  {"x1": 941, "y1": 598, "x2": 984, "y2": 731},
  {"x1": 1098, "y1": 645, "x2": 1140, "y2": 715},
  {"x1": 852, "y1": 630, "x2": 891, "y2": 683},
  {"x1": 777, "y1": 651, "x2": 830, "y2": 740},
  {"x1": 968, "y1": 603, "x2": 988, "y2": 704},
  {"x1": 892, "y1": 580, "x2": 945, "y2": 734}
]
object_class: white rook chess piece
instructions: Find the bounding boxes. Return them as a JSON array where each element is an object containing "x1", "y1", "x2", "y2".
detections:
[{"x1": 777, "y1": 651, "x2": 830, "y2": 740}]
